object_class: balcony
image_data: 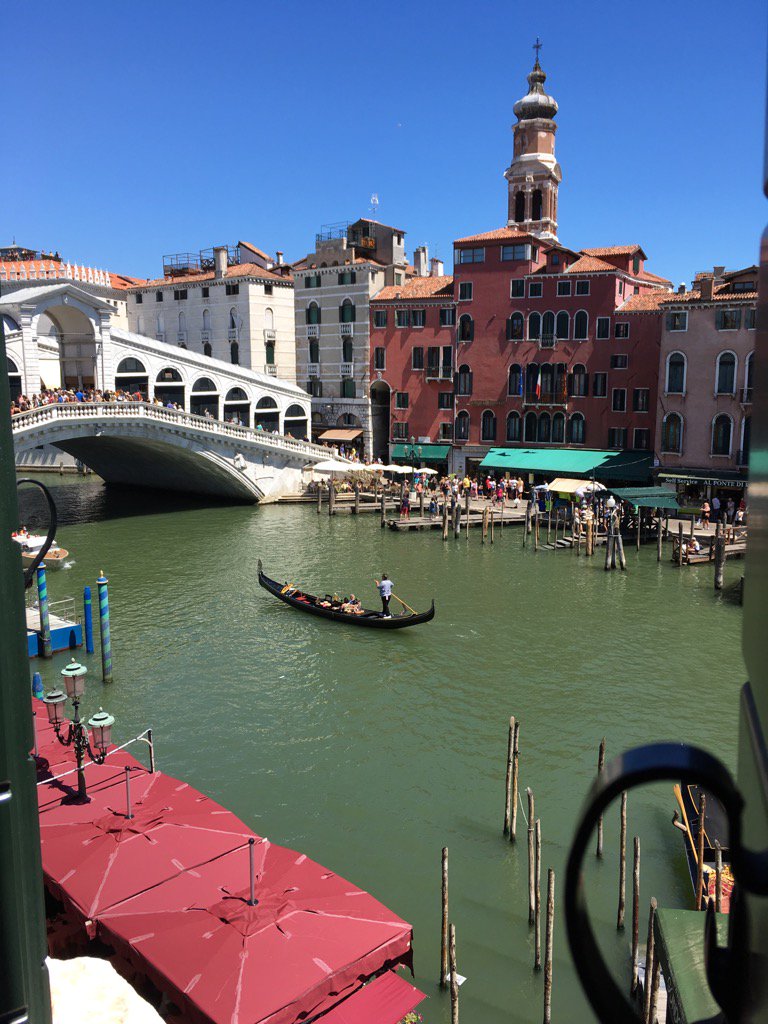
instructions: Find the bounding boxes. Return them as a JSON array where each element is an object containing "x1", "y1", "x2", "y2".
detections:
[
  {"x1": 201, "y1": 329, "x2": 211, "y2": 342},
  {"x1": 741, "y1": 387, "x2": 753, "y2": 404},
  {"x1": 426, "y1": 366, "x2": 441, "y2": 381},
  {"x1": 523, "y1": 390, "x2": 569, "y2": 407},
  {"x1": 341, "y1": 362, "x2": 354, "y2": 377},
  {"x1": 307, "y1": 362, "x2": 320, "y2": 377},
  {"x1": 228, "y1": 328, "x2": 238, "y2": 342},
  {"x1": 539, "y1": 334, "x2": 556, "y2": 350},
  {"x1": 307, "y1": 323, "x2": 319, "y2": 338},
  {"x1": 264, "y1": 328, "x2": 276, "y2": 342},
  {"x1": 340, "y1": 322, "x2": 354, "y2": 337},
  {"x1": 264, "y1": 364, "x2": 278, "y2": 377}
]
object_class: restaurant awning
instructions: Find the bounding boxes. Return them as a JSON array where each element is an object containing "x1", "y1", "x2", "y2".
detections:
[
  {"x1": 318, "y1": 429, "x2": 363, "y2": 442},
  {"x1": 391, "y1": 443, "x2": 451, "y2": 462},
  {"x1": 611, "y1": 487, "x2": 680, "y2": 510},
  {"x1": 547, "y1": 477, "x2": 601, "y2": 496},
  {"x1": 658, "y1": 470, "x2": 748, "y2": 488},
  {"x1": 479, "y1": 448, "x2": 653, "y2": 481},
  {"x1": 317, "y1": 970, "x2": 426, "y2": 1024}
]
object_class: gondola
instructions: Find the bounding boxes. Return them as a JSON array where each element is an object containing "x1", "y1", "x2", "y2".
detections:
[
  {"x1": 672, "y1": 782, "x2": 733, "y2": 911},
  {"x1": 258, "y1": 561, "x2": 435, "y2": 629}
]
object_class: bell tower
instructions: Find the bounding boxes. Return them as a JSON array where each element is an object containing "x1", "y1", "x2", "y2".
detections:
[{"x1": 504, "y1": 41, "x2": 562, "y2": 241}]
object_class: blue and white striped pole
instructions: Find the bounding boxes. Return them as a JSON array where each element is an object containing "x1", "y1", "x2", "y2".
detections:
[
  {"x1": 36, "y1": 565, "x2": 52, "y2": 659},
  {"x1": 83, "y1": 586, "x2": 94, "y2": 654},
  {"x1": 96, "y1": 572, "x2": 113, "y2": 683}
]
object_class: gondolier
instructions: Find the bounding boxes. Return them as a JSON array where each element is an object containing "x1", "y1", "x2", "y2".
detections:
[{"x1": 375, "y1": 574, "x2": 393, "y2": 618}]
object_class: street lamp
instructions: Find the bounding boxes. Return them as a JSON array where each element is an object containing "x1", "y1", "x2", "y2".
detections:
[
  {"x1": 42, "y1": 661, "x2": 115, "y2": 802},
  {"x1": 407, "y1": 435, "x2": 423, "y2": 469}
]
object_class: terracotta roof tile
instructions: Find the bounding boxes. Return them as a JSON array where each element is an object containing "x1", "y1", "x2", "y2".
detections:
[
  {"x1": 372, "y1": 276, "x2": 454, "y2": 302},
  {"x1": 237, "y1": 240, "x2": 271, "y2": 261},
  {"x1": 0, "y1": 260, "x2": 144, "y2": 289},
  {"x1": 639, "y1": 269, "x2": 672, "y2": 286},
  {"x1": 564, "y1": 255, "x2": 618, "y2": 274},
  {"x1": 581, "y1": 244, "x2": 646, "y2": 258},
  {"x1": 454, "y1": 227, "x2": 534, "y2": 244},
  {"x1": 619, "y1": 291, "x2": 673, "y2": 312},
  {"x1": 136, "y1": 262, "x2": 289, "y2": 288},
  {"x1": 664, "y1": 284, "x2": 757, "y2": 304}
]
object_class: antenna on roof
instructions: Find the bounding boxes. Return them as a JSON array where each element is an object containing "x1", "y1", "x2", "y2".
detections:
[{"x1": 369, "y1": 193, "x2": 379, "y2": 219}]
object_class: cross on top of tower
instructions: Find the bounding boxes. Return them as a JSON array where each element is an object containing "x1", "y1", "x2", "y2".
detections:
[{"x1": 533, "y1": 38, "x2": 542, "y2": 62}]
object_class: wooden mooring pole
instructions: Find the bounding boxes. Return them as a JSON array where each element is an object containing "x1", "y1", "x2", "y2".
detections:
[
  {"x1": 317, "y1": 483, "x2": 323, "y2": 513},
  {"x1": 503, "y1": 717, "x2": 515, "y2": 836},
  {"x1": 440, "y1": 847, "x2": 449, "y2": 986},
  {"x1": 465, "y1": 492, "x2": 470, "y2": 537},
  {"x1": 615, "y1": 519, "x2": 627, "y2": 570},
  {"x1": 715, "y1": 840, "x2": 723, "y2": 913},
  {"x1": 631, "y1": 836, "x2": 640, "y2": 997},
  {"x1": 678, "y1": 521, "x2": 685, "y2": 566},
  {"x1": 714, "y1": 531, "x2": 726, "y2": 591},
  {"x1": 523, "y1": 500, "x2": 531, "y2": 547},
  {"x1": 534, "y1": 819, "x2": 542, "y2": 970},
  {"x1": 511, "y1": 719, "x2": 520, "y2": 841},
  {"x1": 442, "y1": 500, "x2": 449, "y2": 541},
  {"x1": 527, "y1": 788, "x2": 535, "y2": 925},
  {"x1": 380, "y1": 488, "x2": 386, "y2": 528},
  {"x1": 617, "y1": 791, "x2": 627, "y2": 929},
  {"x1": 543, "y1": 868, "x2": 555, "y2": 1024},
  {"x1": 696, "y1": 792, "x2": 707, "y2": 909},
  {"x1": 596, "y1": 738, "x2": 606, "y2": 857},
  {"x1": 490, "y1": 507, "x2": 495, "y2": 543},
  {"x1": 328, "y1": 482, "x2": 335, "y2": 516},
  {"x1": 643, "y1": 897, "x2": 657, "y2": 1024},
  {"x1": 418, "y1": 487, "x2": 424, "y2": 519},
  {"x1": 657, "y1": 516, "x2": 663, "y2": 561},
  {"x1": 449, "y1": 923, "x2": 459, "y2": 1024}
]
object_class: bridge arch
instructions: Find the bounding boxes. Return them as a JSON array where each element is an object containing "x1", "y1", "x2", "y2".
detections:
[
  {"x1": 190, "y1": 376, "x2": 220, "y2": 418},
  {"x1": 115, "y1": 357, "x2": 149, "y2": 399},
  {"x1": 254, "y1": 395, "x2": 279, "y2": 431},
  {"x1": 155, "y1": 366, "x2": 186, "y2": 408},
  {"x1": 223, "y1": 387, "x2": 250, "y2": 426},
  {"x1": 284, "y1": 403, "x2": 309, "y2": 439},
  {"x1": 7, "y1": 357, "x2": 22, "y2": 402}
]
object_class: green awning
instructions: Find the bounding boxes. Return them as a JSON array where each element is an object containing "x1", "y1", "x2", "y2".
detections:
[
  {"x1": 654, "y1": 909, "x2": 727, "y2": 1024},
  {"x1": 479, "y1": 448, "x2": 653, "y2": 482},
  {"x1": 392, "y1": 443, "x2": 451, "y2": 462},
  {"x1": 611, "y1": 487, "x2": 680, "y2": 510}
]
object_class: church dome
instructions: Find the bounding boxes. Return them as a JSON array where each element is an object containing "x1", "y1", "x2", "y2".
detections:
[{"x1": 513, "y1": 60, "x2": 558, "y2": 121}]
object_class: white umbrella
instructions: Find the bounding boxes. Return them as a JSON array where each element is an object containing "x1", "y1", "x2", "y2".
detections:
[
  {"x1": 416, "y1": 467, "x2": 438, "y2": 475},
  {"x1": 575, "y1": 481, "x2": 606, "y2": 498},
  {"x1": 390, "y1": 464, "x2": 415, "y2": 474},
  {"x1": 313, "y1": 459, "x2": 354, "y2": 473}
]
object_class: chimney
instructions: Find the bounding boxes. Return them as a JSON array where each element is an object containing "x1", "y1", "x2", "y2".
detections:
[
  {"x1": 413, "y1": 245, "x2": 429, "y2": 277},
  {"x1": 276, "y1": 251, "x2": 284, "y2": 266},
  {"x1": 677, "y1": 283, "x2": 686, "y2": 294},
  {"x1": 430, "y1": 257, "x2": 444, "y2": 277},
  {"x1": 713, "y1": 265, "x2": 726, "y2": 282},
  {"x1": 700, "y1": 277, "x2": 714, "y2": 301},
  {"x1": 213, "y1": 246, "x2": 228, "y2": 278}
]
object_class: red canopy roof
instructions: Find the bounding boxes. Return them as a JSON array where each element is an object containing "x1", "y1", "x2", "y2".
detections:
[{"x1": 317, "y1": 970, "x2": 425, "y2": 1024}]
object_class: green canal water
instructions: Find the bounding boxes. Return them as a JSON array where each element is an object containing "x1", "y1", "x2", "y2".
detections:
[{"x1": 22, "y1": 478, "x2": 745, "y2": 1024}]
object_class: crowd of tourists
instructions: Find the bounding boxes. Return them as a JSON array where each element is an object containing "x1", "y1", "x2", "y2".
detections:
[{"x1": 11, "y1": 387, "x2": 150, "y2": 415}]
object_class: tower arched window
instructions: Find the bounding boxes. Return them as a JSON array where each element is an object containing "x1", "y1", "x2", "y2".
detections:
[
  {"x1": 455, "y1": 410, "x2": 469, "y2": 440},
  {"x1": 202, "y1": 308, "x2": 211, "y2": 331},
  {"x1": 514, "y1": 191, "x2": 526, "y2": 223},
  {"x1": 568, "y1": 413, "x2": 585, "y2": 444},
  {"x1": 662, "y1": 413, "x2": 683, "y2": 453},
  {"x1": 556, "y1": 311, "x2": 569, "y2": 340},
  {"x1": 507, "y1": 312, "x2": 524, "y2": 341},
  {"x1": 506, "y1": 411, "x2": 521, "y2": 441},
  {"x1": 537, "y1": 411, "x2": 551, "y2": 442},
  {"x1": 309, "y1": 339, "x2": 320, "y2": 363},
  {"x1": 306, "y1": 301, "x2": 321, "y2": 325},
  {"x1": 531, "y1": 189, "x2": 542, "y2": 221},
  {"x1": 508, "y1": 363, "x2": 523, "y2": 396},
  {"x1": 458, "y1": 314, "x2": 474, "y2": 342},
  {"x1": 542, "y1": 311, "x2": 555, "y2": 340},
  {"x1": 552, "y1": 412, "x2": 565, "y2": 443},
  {"x1": 666, "y1": 352, "x2": 686, "y2": 394},
  {"x1": 481, "y1": 409, "x2": 497, "y2": 441},
  {"x1": 342, "y1": 338, "x2": 354, "y2": 363},
  {"x1": 340, "y1": 298, "x2": 356, "y2": 323},
  {"x1": 229, "y1": 307, "x2": 239, "y2": 331},
  {"x1": 574, "y1": 310, "x2": 588, "y2": 341},
  {"x1": 569, "y1": 363, "x2": 588, "y2": 397},
  {"x1": 528, "y1": 312, "x2": 541, "y2": 340},
  {"x1": 265, "y1": 307, "x2": 274, "y2": 330},
  {"x1": 230, "y1": 341, "x2": 239, "y2": 365},
  {"x1": 456, "y1": 364, "x2": 473, "y2": 396},
  {"x1": 265, "y1": 341, "x2": 275, "y2": 366},
  {"x1": 716, "y1": 351, "x2": 737, "y2": 395},
  {"x1": 711, "y1": 414, "x2": 732, "y2": 455},
  {"x1": 524, "y1": 411, "x2": 538, "y2": 442}
]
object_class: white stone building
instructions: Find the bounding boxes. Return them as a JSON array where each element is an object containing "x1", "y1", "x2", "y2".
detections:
[
  {"x1": 124, "y1": 242, "x2": 296, "y2": 383},
  {"x1": 292, "y1": 219, "x2": 408, "y2": 455}
]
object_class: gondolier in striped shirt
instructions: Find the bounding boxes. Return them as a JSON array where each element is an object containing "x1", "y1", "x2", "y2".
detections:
[{"x1": 375, "y1": 574, "x2": 393, "y2": 618}]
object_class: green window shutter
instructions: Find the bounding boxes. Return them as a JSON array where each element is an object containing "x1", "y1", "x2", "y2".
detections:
[
  {"x1": 716, "y1": 309, "x2": 724, "y2": 330},
  {"x1": 351, "y1": 304, "x2": 356, "y2": 322}
]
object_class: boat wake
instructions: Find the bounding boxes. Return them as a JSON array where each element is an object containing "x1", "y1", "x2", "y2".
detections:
[{"x1": 62, "y1": 560, "x2": 76, "y2": 570}]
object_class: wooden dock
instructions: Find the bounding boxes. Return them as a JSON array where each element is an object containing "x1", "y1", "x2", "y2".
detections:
[{"x1": 387, "y1": 508, "x2": 526, "y2": 531}]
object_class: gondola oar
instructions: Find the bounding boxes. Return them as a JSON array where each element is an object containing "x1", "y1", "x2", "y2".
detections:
[{"x1": 393, "y1": 592, "x2": 418, "y2": 615}]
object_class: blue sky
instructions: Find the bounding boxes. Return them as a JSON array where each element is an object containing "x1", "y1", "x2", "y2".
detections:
[{"x1": 3, "y1": 1, "x2": 765, "y2": 285}]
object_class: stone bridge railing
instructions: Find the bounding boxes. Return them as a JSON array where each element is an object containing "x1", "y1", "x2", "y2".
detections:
[{"x1": 11, "y1": 402, "x2": 348, "y2": 464}]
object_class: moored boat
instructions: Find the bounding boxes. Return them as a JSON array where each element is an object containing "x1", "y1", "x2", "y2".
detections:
[
  {"x1": 12, "y1": 531, "x2": 69, "y2": 570},
  {"x1": 672, "y1": 782, "x2": 733, "y2": 911},
  {"x1": 258, "y1": 561, "x2": 435, "y2": 629}
]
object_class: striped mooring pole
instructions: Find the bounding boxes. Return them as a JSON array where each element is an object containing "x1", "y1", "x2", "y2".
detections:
[
  {"x1": 96, "y1": 571, "x2": 113, "y2": 683},
  {"x1": 36, "y1": 565, "x2": 52, "y2": 659},
  {"x1": 83, "y1": 586, "x2": 94, "y2": 654}
]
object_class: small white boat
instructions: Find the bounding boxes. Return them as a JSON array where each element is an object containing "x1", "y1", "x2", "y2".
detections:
[{"x1": 12, "y1": 531, "x2": 70, "y2": 570}]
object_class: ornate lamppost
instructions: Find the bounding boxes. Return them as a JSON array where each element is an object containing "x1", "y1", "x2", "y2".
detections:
[
  {"x1": 42, "y1": 661, "x2": 115, "y2": 802},
  {"x1": 407, "y1": 435, "x2": 423, "y2": 469}
]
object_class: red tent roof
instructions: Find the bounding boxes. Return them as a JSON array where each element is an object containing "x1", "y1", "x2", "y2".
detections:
[{"x1": 317, "y1": 970, "x2": 425, "y2": 1024}]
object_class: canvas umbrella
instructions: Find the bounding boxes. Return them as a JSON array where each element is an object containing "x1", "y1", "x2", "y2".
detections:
[{"x1": 96, "y1": 838, "x2": 413, "y2": 1024}]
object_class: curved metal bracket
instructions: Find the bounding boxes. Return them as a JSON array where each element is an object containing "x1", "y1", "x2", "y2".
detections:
[
  {"x1": 15, "y1": 479, "x2": 58, "y2": 589},
  {"x1": 564, "y1": 742, "x2": 768, "y2": 1023}
]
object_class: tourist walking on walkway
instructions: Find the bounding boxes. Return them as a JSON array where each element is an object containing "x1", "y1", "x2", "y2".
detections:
[
  {"x1": 700, "y1": 499, "x2": 711, "y2": 529},
  {"x1": 375, "y1": 574, "x2": 393, "y2": 618}
]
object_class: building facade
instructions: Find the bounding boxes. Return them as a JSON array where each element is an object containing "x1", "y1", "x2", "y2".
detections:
[
  {"x1": 125, "y1": 241, "x2": 296, "y2": 384},
  {"x1": 293, "y1": 219, "x2": 409, "y2": 455},
  {"x1": 653, "y1": 265, "x2": 757, "y2": 500}
]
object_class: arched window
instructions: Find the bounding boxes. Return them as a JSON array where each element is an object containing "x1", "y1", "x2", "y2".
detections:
[
  {"x1": 254, "y1": 395, "x2": 280, "y2": 430},
  {"x1": 570, "y1": 363, "x2": 588, "y2": 397},
  {"x1": 524, "y1": 411, "x2": 538, "y2": 442},
  {"x1": 192, "y1": 377, "x2": 216, "y2": 392},
  {"x1": 506, "y1": 411, "x2": 521, "y2": 441},
  {"x1": 666, "y1": 352, "x2": 686, "y2": 394},
  {"x1": 508, "y1": 363, "x2": 523, "y2": 396},
  {"x1": 568, "y1": 413, "x2": 585, "y2": 444},
  {"x1": 552, "y1": 412, "x2": 565, "y2": 443},
  {"x1": 514, "y1": 191, "x2": 525, "y2": 223},
  {"x1": 340, "y1": 298, "x2": 356, "y2": 323},
  {"x1": 456, "y1": 364, "x2": 472, "y2": 395},
  {"x1": 223, "y1": 387, "x2": 250, "y2": 425},
  {"x1": 231, "y1": 341, "x2": 239, "y2": 365},
  {"x1": 229, "y1": 307, "x2": 239, "y2": 331},
  {"x1": 265, "y1": 307, "x2": 274, "y2": 330},
  {"x1": 531, "y1": 189, "x2": 542, "y2": 221},
  {"x1": 556, "y1": 311, "x2": 569, "y2": 340},
  {"x1": 538, "y1": 411, "x2": 551, "y2": 442},
  {"x1": 528, "y1": 312, "x2": 541, "y2": 340},
  {"x1": 455, "y1": 410, "x2": 470, "y2": 440},
  {"x1": 716, "y1": 352, "x2": 737, "y2": 395},
  {"x1": 202, "y1": 308, "x2": 211, "y2": 331},
  {"x1": 542, "y1": 311, "x2": 555, "y2": 340},
  {"x1": 225, "y1": 387, "x2": 248, "y2": 402},
  {"x1": 284, "y1": 403, "x2": 309, "y2": 439},
  {"x1": 204, "y1": 342, "x2": 212, "y2": 358},
  {"x1": 662, "y1": 413, "x2": 683, "y2": 453},
  {"x1": 574, "y1": 310, "x2": 588, "y2": 341},
  {"x1": 507, "y1": 312, "x2": 524, "y2": 341},
  {"x1": 711, "y1": 414, "x2": 732, "y2": 455},
  {"x1": 7, "y1": 356, "x2": 19, "y2": 373},
  {"x1": 342, "y1": 338, "x2": 354, "y2": 363},
  {"x1": 7, "y1": 357, "x2": 21, "y2": 402},
  {"x1": 156, "y1": 367, "x2": 182, "y2": 383},
  {"x1": 481, "y1": 409, "x2": 497, "y2": 441},
  {"x1": 306, "y1": 301, "x2": 321, "y2": 325},
  {"x1": 117, "y1": 357, "x2": 146, "y2": 374},
  {"x1": 540, "y1": 364, "x2": 554, "y2": 401},
  {"x1": 309, "y1": 339, "x2": 320, "y2": 363},
  {"x1": 458, "y1": 314, "x2": 474, "y2": 342},
  {"x1": 190, "y1": 377, "x2": 219, "y2": 418},
  {"x1": 525, "y1": 363, "x2": 539, "y2": 402}
]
